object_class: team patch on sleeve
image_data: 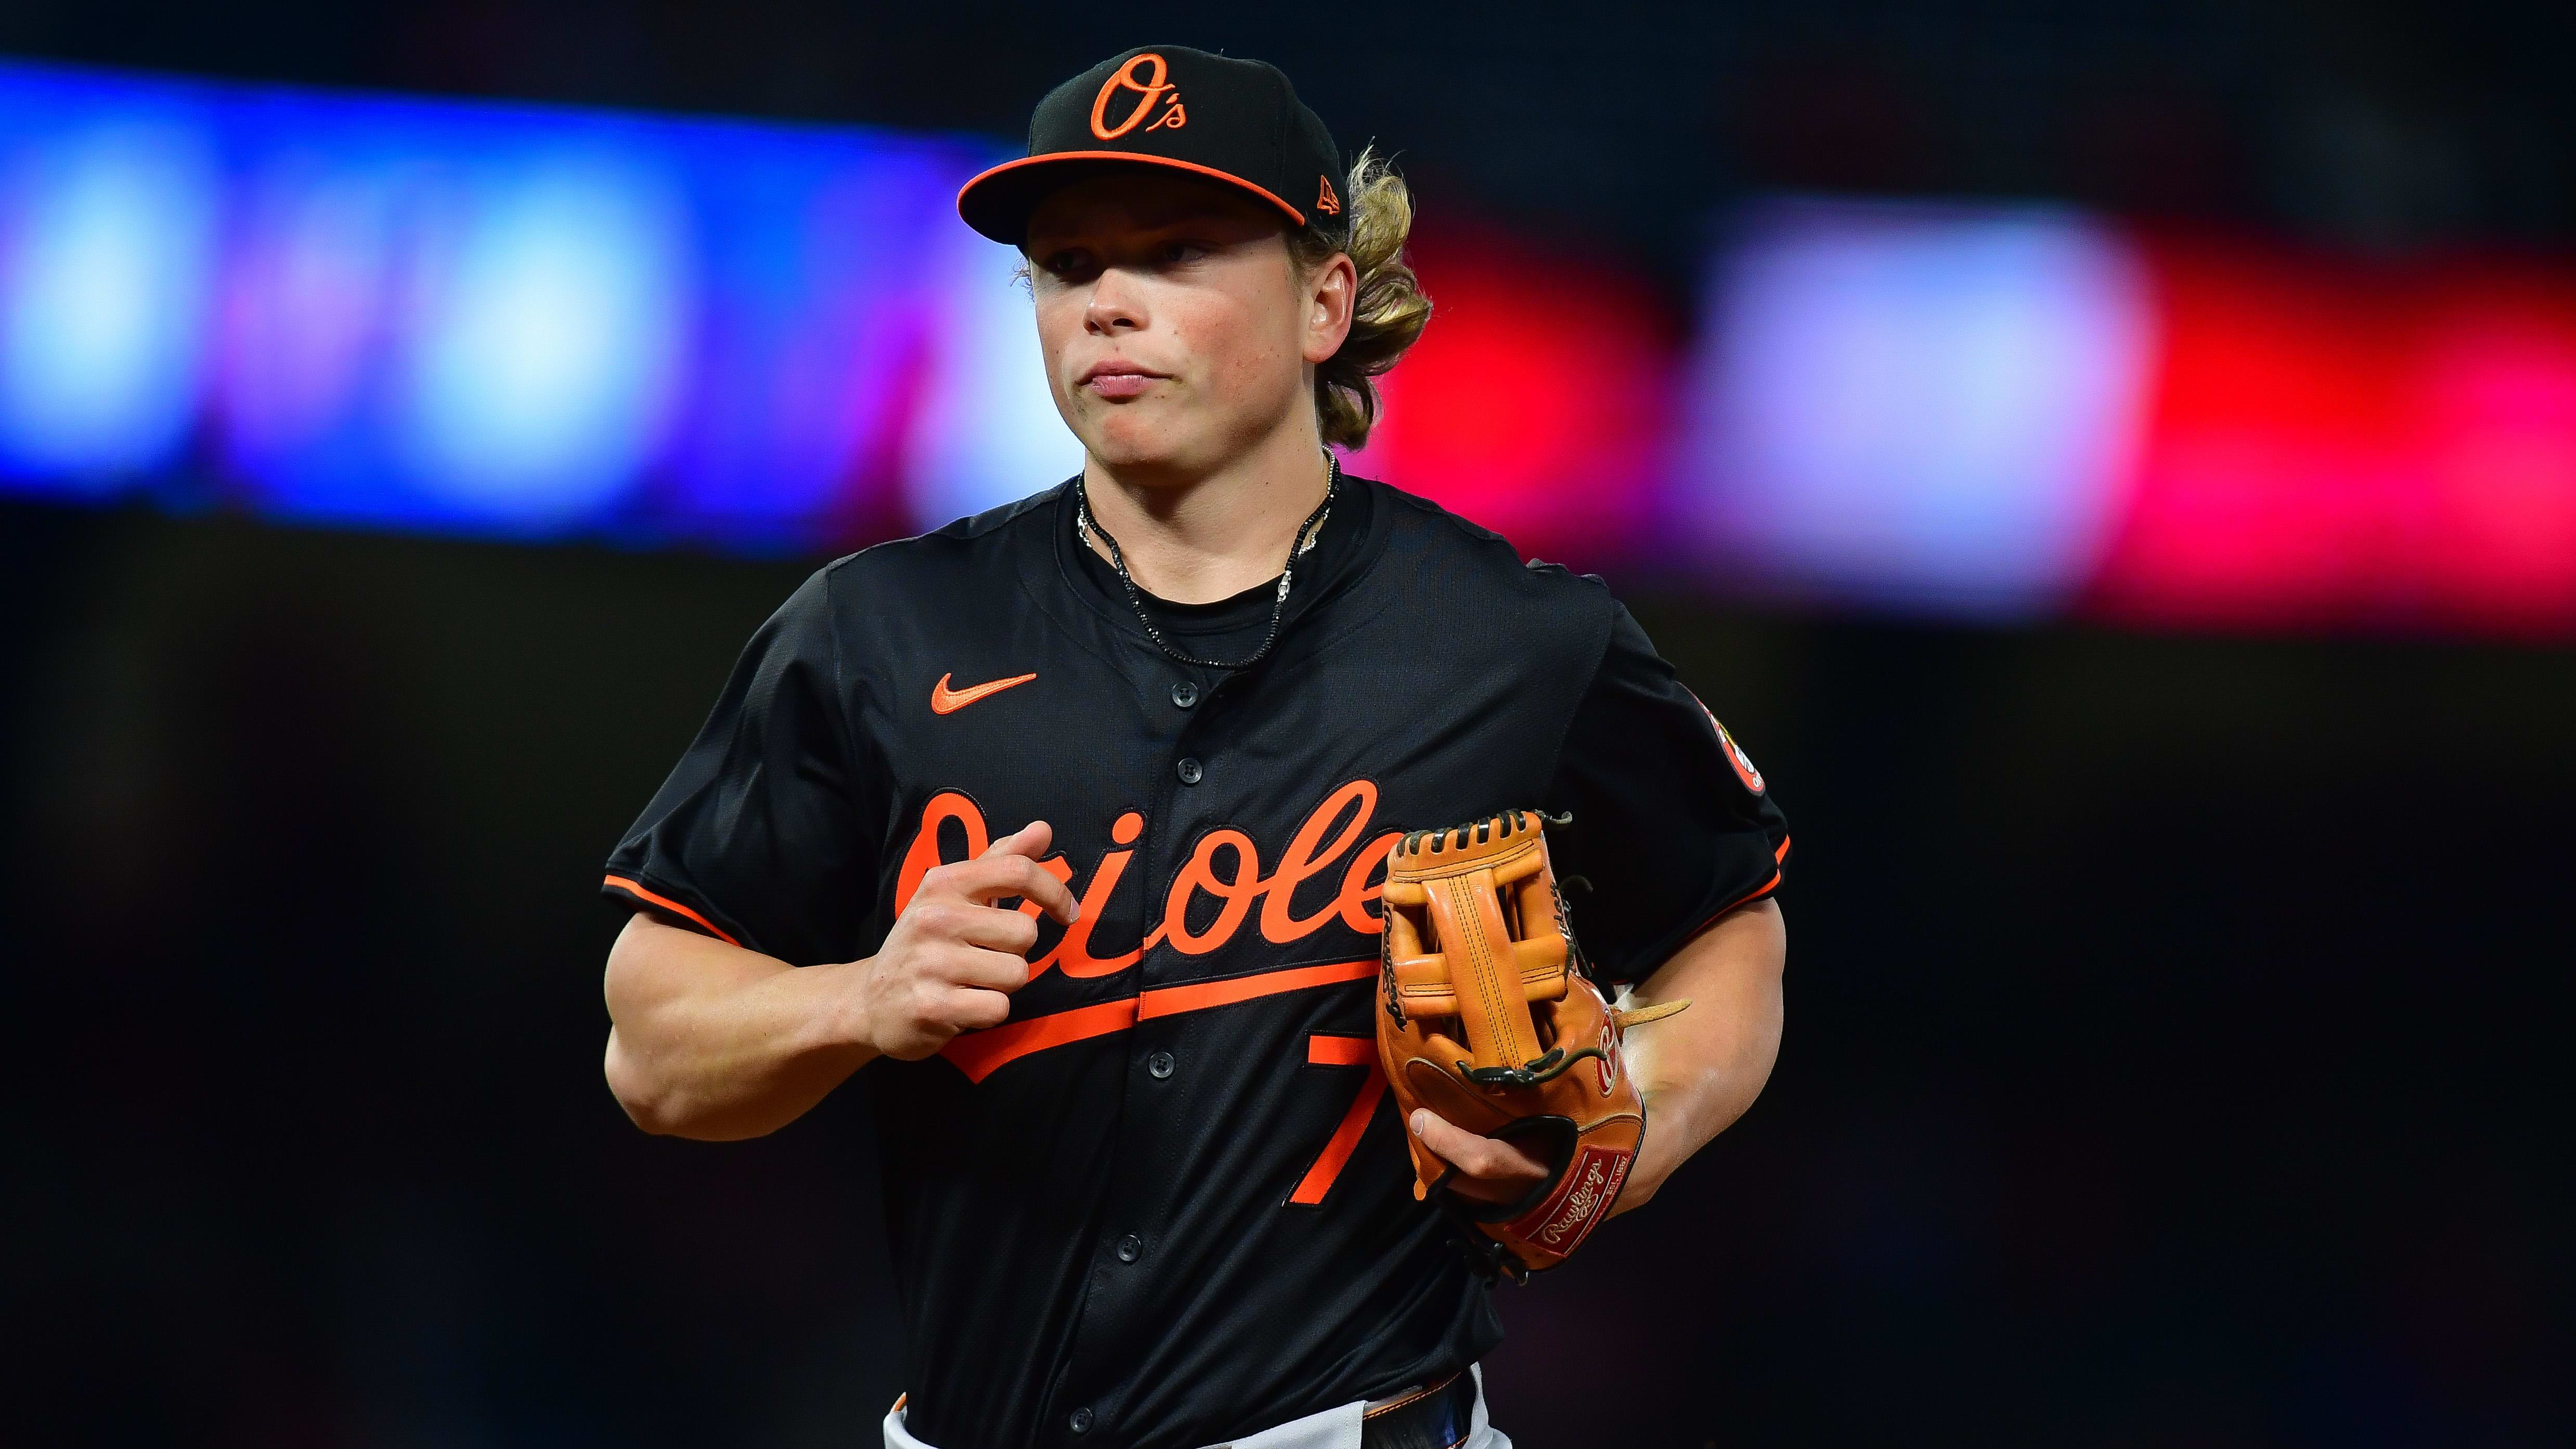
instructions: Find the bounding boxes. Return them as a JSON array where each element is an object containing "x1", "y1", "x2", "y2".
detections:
[{"x1": 1688, "y1": 690, "x2": 1765, "y2": 795}]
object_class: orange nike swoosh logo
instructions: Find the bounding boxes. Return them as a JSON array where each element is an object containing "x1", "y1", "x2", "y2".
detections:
[{"x1": 930, "y1": 671, "x2": 1037, "y2": 715}]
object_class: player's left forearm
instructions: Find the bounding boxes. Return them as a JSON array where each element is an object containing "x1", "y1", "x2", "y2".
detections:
[{"x1": 1610, "y1": 898, "x2": 1786, "y2": 1217}]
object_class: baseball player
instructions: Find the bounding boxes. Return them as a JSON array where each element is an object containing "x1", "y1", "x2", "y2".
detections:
[{"x1": 600, "y1": 45, "x2": 1788, "y2": 1449}]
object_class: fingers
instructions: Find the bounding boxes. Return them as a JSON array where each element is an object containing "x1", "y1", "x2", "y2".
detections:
[
  {"x1": 981, "y1": 819, "x2": 1054, "y2": 862},
  {"x1": 865, "y1": 823, "x2": 1085, "y2": 1059},
  {"x1": 924, "y1": 838, "x2": 1079, "y2": 924},
  {"x1": 922, "y1": 928, "x2": 1030, "y2": 1000},
  {"x1": 942, "y1": 985, "x2": 1014, "y2": 1032},
  {"x1": 870, "y1": 987, "x2": 1013, "y2": 1060},
  {"x1": 907, "y1": 898, "x2": 1044, "y2": 955},
  {"x1": 864, "y1": 952, "x2": 1024, "y2": 1060},
  {"x1": 1408, "y1": 1109, "x2": 1550, "y2": 1186},
  {"x1": 944, "y1": 944, "x2": 1037, "y2": 993},
  {"x1": 891, "y1": 923, "x2": 1031, "y2": 992}
]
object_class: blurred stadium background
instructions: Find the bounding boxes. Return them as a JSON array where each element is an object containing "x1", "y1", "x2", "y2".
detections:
[{"x1": 3, "y1": 3, "x2": 2568, "y2": 1445}]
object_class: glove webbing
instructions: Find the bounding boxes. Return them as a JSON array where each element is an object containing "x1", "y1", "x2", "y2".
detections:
[{"x1": 1422, "y1": 868, "x2": 1543, "y2": 1073}]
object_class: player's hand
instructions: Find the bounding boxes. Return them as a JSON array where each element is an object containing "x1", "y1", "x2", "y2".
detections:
[
  {"x1": 854, "y1": 821, "x2": 1078, "y2": 1061},
  {"x1": 1405, "y1": 1108, "x2": 1552, "y2": 1206}
]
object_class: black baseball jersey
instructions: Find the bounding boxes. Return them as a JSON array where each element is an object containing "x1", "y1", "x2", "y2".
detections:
[{"x1": 603, "y1": 475, "x2": 1788, "y2": 1449}]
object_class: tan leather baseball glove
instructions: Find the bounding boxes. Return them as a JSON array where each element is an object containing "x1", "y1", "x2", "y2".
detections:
[{"x1": 1377, "y1": 809, "x2": 1689, "y2": 1280}]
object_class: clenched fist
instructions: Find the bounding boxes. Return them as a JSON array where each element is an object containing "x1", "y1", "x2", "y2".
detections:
[{"x1": 855, "y1": 821, "x2": 1078, "y2": 1060}]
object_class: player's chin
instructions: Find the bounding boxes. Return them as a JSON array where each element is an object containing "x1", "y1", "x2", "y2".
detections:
[{"x1": 1076, "y1": 409, "x2": 1210, "y2": 473}]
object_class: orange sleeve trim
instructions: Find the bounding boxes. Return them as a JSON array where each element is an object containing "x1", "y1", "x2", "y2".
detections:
[
  {"x1": 1775, "y1": 833, "x2": 1793, "y2": 863},
  {"x1": 602, "y1": 875, "x2": 741, "y2": 947},
  {"x1": 1137, "y1": 956, "x2": 1377, "y2": 1020},
  {"x1": 1306, "y1": 1033, "x2": 1376, "y2": 1067},
  {"x1": 939, "y1": 998, "x2": 1140, "y2": 1084}
]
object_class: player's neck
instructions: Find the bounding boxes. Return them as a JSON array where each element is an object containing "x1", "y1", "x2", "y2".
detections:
[{"x1": 1079, "y1": 421, "x2": 1334, "y2": 605}]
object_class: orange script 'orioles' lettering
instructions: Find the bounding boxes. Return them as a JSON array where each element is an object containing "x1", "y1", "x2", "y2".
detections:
[
  {"x1": 892, "y1": 781, "x2": 1398, "y2": 979},
  {"x1": 1090, "y1": 53, "x2": 1182, "y2": 140}
]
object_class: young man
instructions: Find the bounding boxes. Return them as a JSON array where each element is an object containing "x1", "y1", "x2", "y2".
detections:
[{"x1": 600, "y1": 44, "x2": 1788, "y2": 1449}]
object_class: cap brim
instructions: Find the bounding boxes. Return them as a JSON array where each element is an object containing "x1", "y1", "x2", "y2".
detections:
[{"x1": 955, "y1": 152, "x2": 1308, "y2": 244}]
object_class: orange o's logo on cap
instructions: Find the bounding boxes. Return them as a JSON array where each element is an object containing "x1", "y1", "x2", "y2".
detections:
[
  {"x1": 1316, "y1": 175, "x2": 1341, "y2": 215},
  {"x1": 1091, "y1": 53, "x2": 1188, "y2": 139}
]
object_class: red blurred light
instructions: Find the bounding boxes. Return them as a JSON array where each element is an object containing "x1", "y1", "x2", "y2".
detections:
[
  {"x1": 2087, "y1": 237, "x2": 2576, "y2": 635},
  {"x1": 1346, "y1": 224, "x2": 1675, "y2": 565}
]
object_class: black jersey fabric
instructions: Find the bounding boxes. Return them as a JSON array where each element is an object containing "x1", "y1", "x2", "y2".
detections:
[
  {"x1": 1069, "y1": 468, "x2": 1374, "y2": 667},
  {"x1": 603, "y1": 475, "x2": 1788, "y2": 1449}
]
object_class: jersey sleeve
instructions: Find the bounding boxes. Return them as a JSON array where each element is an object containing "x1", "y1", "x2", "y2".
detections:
[
  {"x1": 1541, "y1": 605, "x2": 1790, "y2": 986},
  {"x1": 601, "y1": 567, "x2": 880, "y2": 966}
]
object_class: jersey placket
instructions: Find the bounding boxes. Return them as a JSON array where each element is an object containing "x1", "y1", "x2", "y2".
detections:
[{"x1": 1040, "y1": 652, "x2": 1244, "y2": 1445}]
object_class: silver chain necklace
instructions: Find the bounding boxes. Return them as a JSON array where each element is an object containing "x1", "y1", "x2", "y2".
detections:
[{"x1": 1073, "y1": 454, "x2": 1340, "y2": 672}]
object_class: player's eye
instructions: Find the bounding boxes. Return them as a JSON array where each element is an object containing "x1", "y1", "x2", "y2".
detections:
[
  {"x1": 1035, "y1": 248, "x2": 1097, "y2": 281},
  {"x1": 1157, "y1": 239, "x2": 1208, "y2": 266}
]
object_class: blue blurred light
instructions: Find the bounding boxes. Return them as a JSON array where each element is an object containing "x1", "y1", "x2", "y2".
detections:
[
  {"x1": 909, "y1": 222, "x2": 1079, "y2": 526},
  {"x1": 397, "y1": 157, "x2": 690, "y2": 527},
  {"x1": 0, "y1": 58, "x2": 1057, "y2": 547},
  {"x1": 1673, "y1": 198, "x2": 2156, "y2": 618},
  {"x1": 0, "y1": 96, "x2": 217, "y2": 487}
]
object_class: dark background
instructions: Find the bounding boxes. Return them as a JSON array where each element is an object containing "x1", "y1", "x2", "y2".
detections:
[{"x1": 4, "y1": 3, "x2": 2572, "y2": 1446}]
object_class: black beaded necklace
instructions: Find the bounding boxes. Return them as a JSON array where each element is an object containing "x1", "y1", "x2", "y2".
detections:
[{"x1": 1073, "y1": 454, "x2": 1339, "y2": 672}]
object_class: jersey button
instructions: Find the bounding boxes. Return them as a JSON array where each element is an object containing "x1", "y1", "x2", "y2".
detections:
[
  {"x1": 1146, "y1": 1050, "x2": 1175, "y2": 1079},
  {"x1": 1170, "y1": 681, "x2": 1199, "y2": 709},
  {"x1": 1115, "y1": 1234, "x2": 1143, "y2": 1263},
  {"x1": 1068, "y1": 1407, "x2": 1095, "y2": 1434},
  {"x1": 1175, "y1": 757, "x2": 1203, "y2": 785}
]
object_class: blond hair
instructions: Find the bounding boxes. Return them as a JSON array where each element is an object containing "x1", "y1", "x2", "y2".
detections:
[{"x1": 1288, "y1": 146, "x2": 1431, "y2": 450}]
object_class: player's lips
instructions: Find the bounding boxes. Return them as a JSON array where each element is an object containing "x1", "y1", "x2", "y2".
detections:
[{"x1": 1079, "y1": 361, "x2": 1168, "y2": 400}]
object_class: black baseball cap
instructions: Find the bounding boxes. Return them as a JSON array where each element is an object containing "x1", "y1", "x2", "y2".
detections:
[{"x1": 956, "y1": 45, "x2": 1345, "y2": 246}]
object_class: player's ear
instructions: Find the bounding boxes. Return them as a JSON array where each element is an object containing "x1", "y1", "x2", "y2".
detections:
[{"x1": 1301, "y1": 250, "x2": 1356, "y2": 365}]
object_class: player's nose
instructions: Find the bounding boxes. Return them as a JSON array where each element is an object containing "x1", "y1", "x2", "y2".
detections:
[{"x1": 1083, "y1": 269, "x2": 1149, "y2": 333}]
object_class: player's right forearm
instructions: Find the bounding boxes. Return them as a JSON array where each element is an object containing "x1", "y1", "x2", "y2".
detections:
[{"x1": 601, "y1": 911, "x2": 882, "y2": 1141}]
